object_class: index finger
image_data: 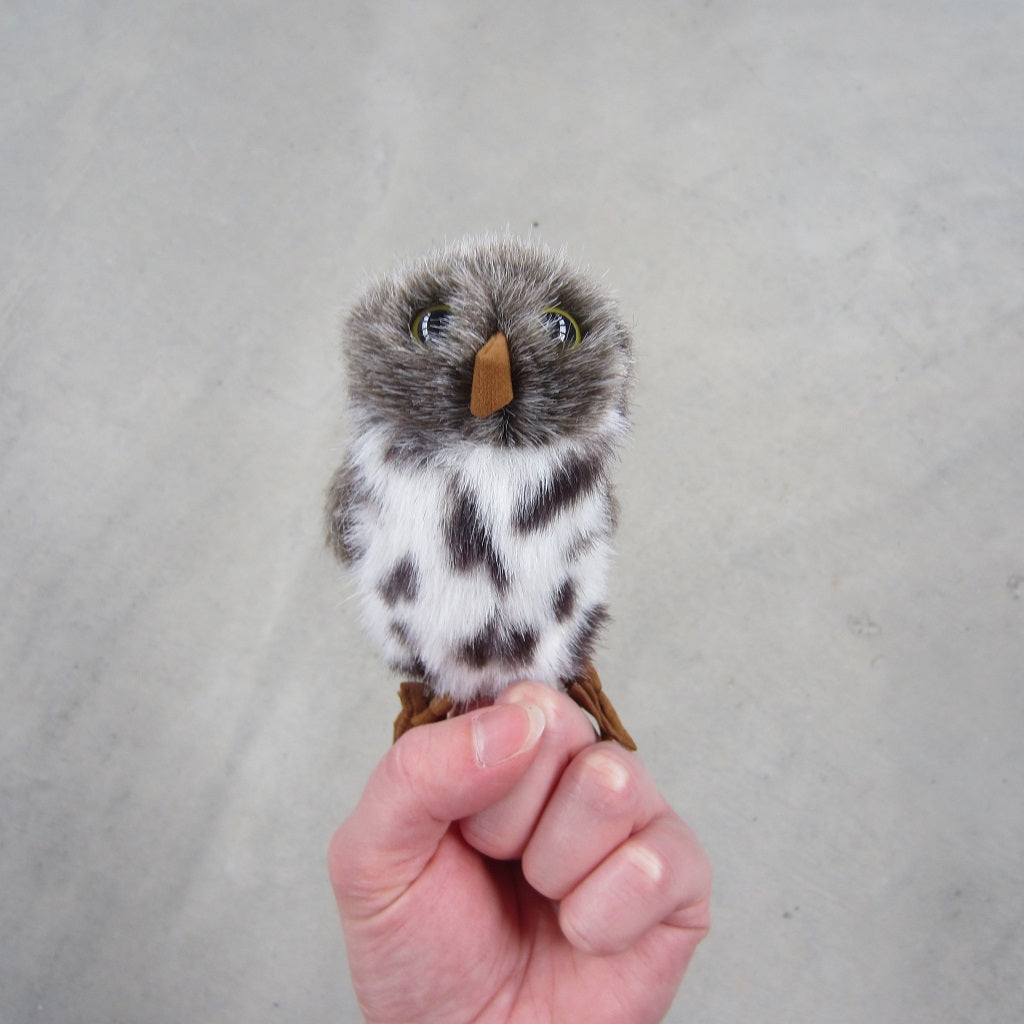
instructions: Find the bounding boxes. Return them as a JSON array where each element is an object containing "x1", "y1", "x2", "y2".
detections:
[
  {"x1": 328, "y1": 700, "x2": 545, "y2": 917},
  {"x1": 459, "y1": 680, "x2": 605, "y2": 860}
]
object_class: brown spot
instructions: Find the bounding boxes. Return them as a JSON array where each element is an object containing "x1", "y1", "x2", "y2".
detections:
[
  {"x1": 567, "y1": 604, "x2": 609, "y2": 674},
  {"x1": 567, "y1": 531, "x2": 598, "y2": 562},
  {"x1": 389, "y1": 619, "x2": 413, "y2": 648},
  {"x1": 446, "y1": 485, "x2": 509, "y2": 591},
  {"x1": 377, "y1": 556, "x2": 420, "y2": 607},
  {"x1": 392, "y1": 656, "x2": 428, "y2": 680},
  {"x1": 325, "y1": 460, "x2": 372, "y2": 564},
  {"x1": 459, "y1": 619, "x2": 539, "y2": 669},
  {"x1": 553, "y1": 578, "x2": 577, "y2": 623},
  {"x1": 515, "y1": 451, "x2": 604, "y2": 532}
]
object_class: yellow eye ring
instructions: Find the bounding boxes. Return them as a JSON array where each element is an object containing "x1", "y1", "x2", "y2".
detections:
[
  {"x1": 410, "y1": 304, "x2": 453, "y2": 344},
  {"x1": 541, "y1": 306, "x2": 582, "y2": 350}
]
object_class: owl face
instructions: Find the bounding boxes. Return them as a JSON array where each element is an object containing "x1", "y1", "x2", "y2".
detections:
[{"x1": 343, "y1": 236, "x2": 632, "y2": 456}]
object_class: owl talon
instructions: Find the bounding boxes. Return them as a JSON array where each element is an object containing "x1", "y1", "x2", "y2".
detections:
[
  {"x1": 567, "y1": 663, "x2": 637, "y2": 751},
  {"x1": 393, "y1": 681, "x2": 455, "y2": 743}
]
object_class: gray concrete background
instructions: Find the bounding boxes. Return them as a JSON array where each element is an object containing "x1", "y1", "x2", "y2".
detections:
[{"x1": 2, "y1": 1, "x2": 1022, "y2": 1021}]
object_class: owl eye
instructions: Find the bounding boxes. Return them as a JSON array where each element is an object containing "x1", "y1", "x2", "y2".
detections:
[
  {"x1": 541, "y1": 307, "x2": 582, "y2": 350},
  {"x1": 410, "y1": 304, "x2": 453, "y2": 344}
]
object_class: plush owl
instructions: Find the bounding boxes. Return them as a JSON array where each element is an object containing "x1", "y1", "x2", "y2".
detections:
[{"x1": 326, "y1": 235, "x2": 636, "y2": 749}]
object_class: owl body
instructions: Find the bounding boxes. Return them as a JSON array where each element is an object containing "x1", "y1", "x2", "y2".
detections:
[{"x1": 327, "y1": 236, "x2": 632, "y2": 707}]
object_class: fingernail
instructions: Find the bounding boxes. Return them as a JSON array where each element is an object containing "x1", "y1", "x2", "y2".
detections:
[
  {"x1": 587, "y1": 750, "x2": 631, "y2": 794},
  {"x1": 624, "y1": 843, "x2": 665, "y2": 885},
  {"x1": 473, "y1": 702, "x2": 546, "y2": 767}
]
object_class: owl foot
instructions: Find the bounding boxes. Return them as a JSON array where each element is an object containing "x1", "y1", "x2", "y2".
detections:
[
  {"x1": 566, "y1": 663, "x2": 637, "y2": 751},
  {"x1": 393, "y1": 681, "x2": 454, "y2": 743},
  {"x1": 392, "y1": 669, "x2": 636, "y2": 752}
]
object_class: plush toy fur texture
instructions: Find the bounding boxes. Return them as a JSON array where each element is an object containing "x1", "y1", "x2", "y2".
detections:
[{"x1": 326, "y1": 235, "x2": 633, "y2": 707}]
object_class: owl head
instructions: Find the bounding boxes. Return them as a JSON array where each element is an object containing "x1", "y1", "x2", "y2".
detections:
[{"x1": 342, "y1": 235, "x2": 633, "y2": 457}]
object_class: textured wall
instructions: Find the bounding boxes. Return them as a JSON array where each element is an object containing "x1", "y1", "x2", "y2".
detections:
[{"x1": 2, "y1": 1, "x2": 1022, "y2": 1021}]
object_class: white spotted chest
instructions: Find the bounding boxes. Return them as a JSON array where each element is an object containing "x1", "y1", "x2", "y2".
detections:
[{"x1": 343, "y1": 427, "x2": 616, "y2": 704}]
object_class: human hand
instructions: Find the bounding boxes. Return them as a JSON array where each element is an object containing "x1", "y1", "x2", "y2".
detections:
[{"x1": 328, "y1": 681, "x2": 711, "y2": 1024}]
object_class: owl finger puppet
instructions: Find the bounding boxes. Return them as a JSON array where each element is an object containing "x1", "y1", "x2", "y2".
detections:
[{"x1": 325, "y1": 235, "x2": 637, "y2": 750}]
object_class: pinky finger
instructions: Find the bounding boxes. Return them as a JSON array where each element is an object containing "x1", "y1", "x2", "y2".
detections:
[{"x1": 558, "y1": 813, "x2": 712, "y2": 957}]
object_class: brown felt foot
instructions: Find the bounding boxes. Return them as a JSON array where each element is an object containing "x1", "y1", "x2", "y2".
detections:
[
  {"x1": 566, "y1": 663, "x2": 638, "y2": 751},
  {"x1": 393, "y1": 681, "x2": 455, "y2": 743}
]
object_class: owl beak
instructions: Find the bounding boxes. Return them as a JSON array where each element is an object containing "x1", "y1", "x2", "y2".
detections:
[{"x1": 469, "y1": 331, "x2": 514, "y2": 418}]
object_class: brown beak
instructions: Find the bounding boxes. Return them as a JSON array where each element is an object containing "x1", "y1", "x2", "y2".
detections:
[{"x1": 469, "y1": 331, "x2": 514, "y2": 418}]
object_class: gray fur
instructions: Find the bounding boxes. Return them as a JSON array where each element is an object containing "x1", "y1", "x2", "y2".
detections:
[{"x1": 342, "y1": 235, "x2": 633, "y2": 457}]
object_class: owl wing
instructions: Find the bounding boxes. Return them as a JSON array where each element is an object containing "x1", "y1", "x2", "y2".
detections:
[{"x1": 324, "y1": 454, "x2": 369, "y2": 565}]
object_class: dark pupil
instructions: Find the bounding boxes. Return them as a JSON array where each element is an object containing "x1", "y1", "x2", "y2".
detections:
[
  {"x1": 420, "y1": 308, "x2": 450, "y2": 342},
  {"x1": 544, "y1": 312, "x2": 572, "y2": 346}
]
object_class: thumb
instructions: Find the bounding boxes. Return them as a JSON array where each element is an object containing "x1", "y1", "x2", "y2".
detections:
[{"x1": 328, "y1": 700, "x2": 546, "y2": 916}]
